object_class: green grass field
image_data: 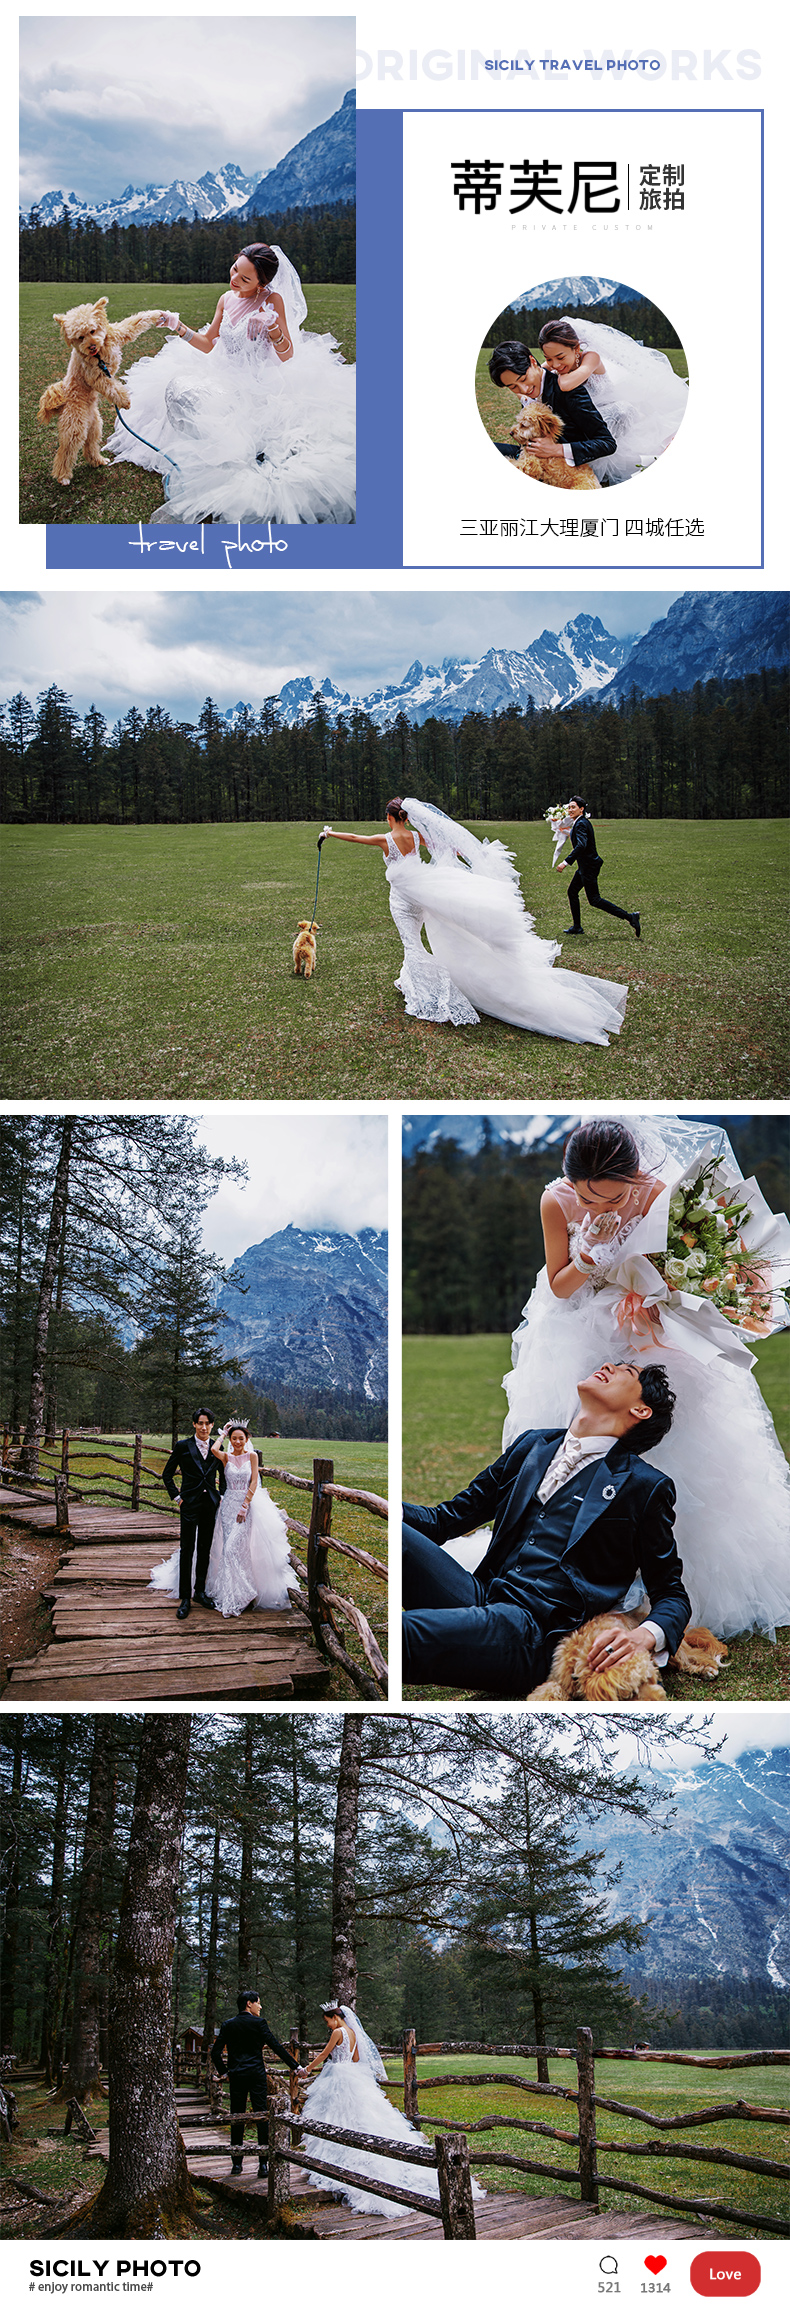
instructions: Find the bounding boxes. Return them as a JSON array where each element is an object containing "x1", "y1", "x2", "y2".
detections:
[
  {"x1": 475, "y1": 345, "x2": 689, "y2": 448},
  {"x1": 378, "y1": 2051, "x2": 788, "y2": 2236},
  {"x1": 20, "y1": 280, "x2": 356, "y2": 525},
  {"x1": 402, "y1": 1332, "x2": 790, "y2": 1700},
  {"x1": 2, "y1": 819, "x2": 787, "y2": 1100}
]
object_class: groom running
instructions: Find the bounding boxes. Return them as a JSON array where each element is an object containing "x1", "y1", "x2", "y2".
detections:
[
  {"x1": 402, "y1": 1361, "x2": 690, "y2": 1695},
  {"x1": 558, "y1": 795, "x2": 641, "y2": 939}
]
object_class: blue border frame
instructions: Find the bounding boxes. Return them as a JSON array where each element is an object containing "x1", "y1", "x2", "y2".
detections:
[
  {"x1": 401, "y1": 106, "x2": 764, "y2": 573},
  {"x1": 44, "y1": 110, "x2": 403, "y2": 571}
]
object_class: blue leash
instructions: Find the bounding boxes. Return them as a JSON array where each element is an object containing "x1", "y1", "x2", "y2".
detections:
[{"x1": 96, "y1": 353, "x2": 181, "y2": 473}]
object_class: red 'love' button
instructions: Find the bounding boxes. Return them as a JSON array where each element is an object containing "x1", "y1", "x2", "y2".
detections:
[
  {"x1": 645, "y1": 2260, "x2": 668, "y2": 2275},
  {"x1": 690, "y1": 2253, "x2": 761, "y2": 2296}
]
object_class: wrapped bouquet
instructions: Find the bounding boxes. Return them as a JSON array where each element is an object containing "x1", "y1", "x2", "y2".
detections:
[
  {"x1": 544, "y1": 802, "x2": 574, "y2": 867},
  {"x1": 586, "y1": 1139, "x2": 790, "y2": 1369}
]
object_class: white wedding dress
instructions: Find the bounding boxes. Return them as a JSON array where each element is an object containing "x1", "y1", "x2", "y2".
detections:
[
  {"x1": 501, "y1": 1121, "x2": 790, "y2": 1641},
  {"x1": 149, "y1": 1451, "x2": 298, "y2": 1613},
  {"x1": 546, "y1": 317, "x2": 689, "y2": 483},
  {"x1": 385, "y1": 807, "x2": 628, "y2": 1045},
  {"x1": 301, "y1": 2014, "x2": 484, "y2": 2218},
  {"x1": 106, "y1": 247, "x2": 355, "y2": 524}
]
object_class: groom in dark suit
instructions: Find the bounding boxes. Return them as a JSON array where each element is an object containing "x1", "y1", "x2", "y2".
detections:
[
  {"x1": 162, "y1": 1406, "x2": 225, "y2": 1620},
  {"x1": 558, "y1": 796, "x2": 641, "y2": 939},
  {"x1": 402, "y1": 1362, "x2": 690, "y2": 1694},
  {"x1": 489, "y1": 341, "x2": 618, "y2": 471}
]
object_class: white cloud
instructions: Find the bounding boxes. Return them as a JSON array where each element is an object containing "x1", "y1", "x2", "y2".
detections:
[{"x1": 193, "y1": 1108, "x2": 387, "y2": 1263}]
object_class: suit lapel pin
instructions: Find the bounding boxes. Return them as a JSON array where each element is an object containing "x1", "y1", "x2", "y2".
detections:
[{"x1": 602, "y1": 1483, "x2": 617, "y2": 1500}]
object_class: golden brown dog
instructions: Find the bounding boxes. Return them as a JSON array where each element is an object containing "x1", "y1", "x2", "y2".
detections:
[
  {"x1": 527, "y1": 1612, "x2": 728, "y2": 1702},
  {"x1": 293, "y1": 921, "x2": 319, "y2": 977},
  {"x1": 38, "y1": 296, "x2": 172, "y2": 485},
  {"x1": 510, "y1": 401, "x2": 600, "y2": 491}
]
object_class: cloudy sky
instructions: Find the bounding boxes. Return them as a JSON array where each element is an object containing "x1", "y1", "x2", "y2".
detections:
[
  {"x1": 192, "y1": 1107, "x2": 387, "y2": 1262},
  {"x1": 20, "y1": 16, "x2": 353, "y2": 207},
  {"x1": 0, "y1": 589, "x2": 679, "y2": 722}
]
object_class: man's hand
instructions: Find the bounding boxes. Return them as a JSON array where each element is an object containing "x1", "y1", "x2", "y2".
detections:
[
  {"x1": 528, "y1": 441, "x2": 565, "y2": 458},
  {"x1": 555, "y1": 862, "x2": 567, "y2": 873},
  {"x1": 587, "y1": 1623, "x2": 656, "y2": 1673},
  {"x1": 175, "y1": 1494, "x2": 182, "y2": 1507}
]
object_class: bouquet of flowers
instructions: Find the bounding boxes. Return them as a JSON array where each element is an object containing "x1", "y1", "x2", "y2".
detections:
[
  {"x1": 647, "y1": 1154, "x2": 786, "y2": 1337},
  {"x1": 544, "y1": 802, "x2": 574, "y2": 867}
]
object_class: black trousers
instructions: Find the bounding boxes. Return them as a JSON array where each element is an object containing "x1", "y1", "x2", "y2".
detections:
[
  {"x1": 567, "y1": 867, "x2": 632, "y2": 930},
  {"x1": 228, "y1": 2060, "x2": 269, "y2": 2149},
  {"x1": 178, "y1": 1503, "x2": 217, "y2": 1601},
  {"x1": 401, "y1": 1522, "x2": 569, "y2": 1696}
]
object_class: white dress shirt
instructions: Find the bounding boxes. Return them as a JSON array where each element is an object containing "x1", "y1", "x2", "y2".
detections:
[
  {"x1": 537, "y1": 1429, "x2": 667, "y2": 1662},
  {"x1": 193, "y1": 1434, "x2": 210, "y2": 1458}
]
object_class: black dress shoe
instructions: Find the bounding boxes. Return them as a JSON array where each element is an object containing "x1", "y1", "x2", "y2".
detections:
[
  {"x1": 257, "y1": 2157, "x2": 268, "y2": 2179},
  {"x1": 176, "y1": 1598, "x2": 191, "y2": 1619},
  {"x1": 565, "y1": 925, "x2": 585, "y2": 936},
  {"x1": 631, "y1": 913, "x2": 641, "y2": 939},
  {"x1": 194, "y1": 1589, "x2": 216, "y2": 1609}
]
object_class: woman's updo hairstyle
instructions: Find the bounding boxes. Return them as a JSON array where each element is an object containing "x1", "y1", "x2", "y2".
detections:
[
  {"x1": 539, "y1": 319, "x2": 582, "y2": 350},
  {"x1": 227, "y1": 1414, "x2": 252, "y2": 1439},
  {"x1": 563, "y1": 1120, "x2": 642, "y2": 1188},
  {"x1": 385, "y1": 796, "x2": 410, "y2": 823},
  {"x1": 239, "y1": 243, "x2": 279, "y2": 285}
]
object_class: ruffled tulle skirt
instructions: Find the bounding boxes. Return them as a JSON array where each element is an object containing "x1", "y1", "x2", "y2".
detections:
[
  {"x1": 106, "y1": 331, "x2": 355, "y2": 524},
  {"x1": 388, "y1": 856, "x2": 628, "y2": 1044},
  {"x1": 502, "y1": 1268, "x2": 790, "y2": 1640},
  {"x1": 301, "y1": 2057, "x2": 484, "y2": 2217},
  {"x1": 149, "y1": 1485, "x2": 298, "y2": 1614},
  {"x1": 588, "y1": 353, "x2": 689, "y2": 482}
]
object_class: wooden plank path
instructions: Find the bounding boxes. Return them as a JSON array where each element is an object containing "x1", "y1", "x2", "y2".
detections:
[
  {"x1": 1, "y1": 1492, "x2": 330, "y2": 1701},
  {"x1": 82, "y1": 2088, "x2": 716, "y2": 2243}
]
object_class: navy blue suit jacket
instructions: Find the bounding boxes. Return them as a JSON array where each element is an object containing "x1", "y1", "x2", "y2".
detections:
[
  {"x1": 540, "y1": 367, "x2": 616, "y2": 468},
  {"x1": 403, "y1": 1428, "x2": 691, "y2": 1657}
]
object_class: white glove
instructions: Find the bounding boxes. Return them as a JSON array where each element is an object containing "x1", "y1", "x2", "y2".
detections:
[{"x1": 160, "y1": 310, "x2": 180, "y2": 330}]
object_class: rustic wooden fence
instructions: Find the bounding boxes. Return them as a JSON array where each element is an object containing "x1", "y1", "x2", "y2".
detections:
[
  {"x1": 393, "y1": 2030, "x2": 790, "y2": 2238},
  {"x1": 2, "y1": 1431, "x2": 388, "y2": 1698}
]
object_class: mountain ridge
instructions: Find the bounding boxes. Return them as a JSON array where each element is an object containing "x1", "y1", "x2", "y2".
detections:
[
  {"x1": 21, "y1": 91, "x2": 355, "y2": 227},
  {"x1": 217, "y1": 1224, "x2": 387, "y2": 1403}
]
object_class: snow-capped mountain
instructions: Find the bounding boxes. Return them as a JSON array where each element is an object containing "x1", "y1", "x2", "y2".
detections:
[
  {"x1": 601, "y1": 1748, "x2": 790, "y2": 1984},
  {"x1": 513, "y1": 275, "x2": 640, "y2": 308},
  {"x1": 21, "y1": 92, "x2": 355, "y2": 227},
  {"x1": 217, "y1": 1225, "x2": 387, "y2": 1402},
  {"x1": 238, "y1": 90, "x2": 355, "y2": 216},
  {"x1": 403, "y1": 1115, "x2": 573, "y2": 1159},
  {"x1": 277, "y1": 615, "x2": 638, "y2": 730},
  {"x1": 599, "y1": 590, "x2": 790, "y2": 704}
]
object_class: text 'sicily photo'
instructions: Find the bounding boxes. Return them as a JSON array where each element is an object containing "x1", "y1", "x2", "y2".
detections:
[{"x1": 2, "y1": 1, "x2": 789, "y2": 2304}]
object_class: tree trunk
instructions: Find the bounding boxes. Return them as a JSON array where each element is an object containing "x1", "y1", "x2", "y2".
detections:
[
  {"x1": 67, "y1": 1720, "x2": 113, "y2": 2102},
  {"x1": 9, "y1": 1145, "x2": 28, "y2": 1443},
  {"x1": 41, "y1": 1720, "x2": 70, "y2": 2085},
  {"x1": 82, "y1": 1716, "x2": 198, "y2": 2238},
  {"x1": 201, "y1": 1820, "x2": 221, "y2": 2054},
  {"x1": 290, "y1": 1722, "x2": 308, "y2": 2045},
  {"x1": 237, "y1": 1721, "x2": 254, "y2": 1980},
  {"x1": 21, "y1": 1119, "x2": 73, "y2": 1475},
  {"x1": 0, "y1": 1716, "x2": 24, "y2": 2051},
  {"x1": 44, "y1": 1199, "x2": 68, "y2": 1445},
  {"x1": 330, "y1": 1714, "x2": 363, "y2": 2007}
]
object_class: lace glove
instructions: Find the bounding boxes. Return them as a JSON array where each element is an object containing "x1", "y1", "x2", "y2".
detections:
[
  {"x1": 572, "y1": 1211, "x2": 625, "y2": 1274},
  {"x1": 159, "y1": 311, "x2": 180, "y2": 330}
]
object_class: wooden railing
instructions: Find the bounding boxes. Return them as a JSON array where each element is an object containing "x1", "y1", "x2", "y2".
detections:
[
  {"x1": 1, "y1": 1432, "x2": 388, "y2": 1699},
  {"x1": 395, "y1": 2030, "x2": 790, "y2": 2239}
]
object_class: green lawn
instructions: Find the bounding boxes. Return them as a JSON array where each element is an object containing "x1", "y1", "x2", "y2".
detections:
[
  {"x1": 380, "y1": 2051, "x2": 788, "y2": 2236},
  {"x1": 20, "y1": 280, "x2": 355, "y2": 525},
  {"x1": 476, "y1": 345, "x2": 688, "y2": 448},
  {"x1": 402, "y1": 1332, "x2": 790, "y2": 1701},
  {"x1": 2, "y1": 819, "x2": 787, "y2": 1100}
]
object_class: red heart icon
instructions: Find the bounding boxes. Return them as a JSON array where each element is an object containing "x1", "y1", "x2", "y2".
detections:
[{"x1": 645, "y1": 2260, "x2": 668, "y2": 2276}]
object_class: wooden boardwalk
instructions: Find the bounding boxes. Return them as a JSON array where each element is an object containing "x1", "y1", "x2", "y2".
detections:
[
  {"x1": 86, "y1": 2086, "x2": 715, "y2": 2243},
  {"x1": 1, "y1": 1490, "x2": 330, "y2": 1701}
]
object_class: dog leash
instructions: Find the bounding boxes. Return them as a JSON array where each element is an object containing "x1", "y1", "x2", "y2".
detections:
[
  {"x1": 307, "y1": 834, "x2": 325, "y2": 933},
  {"x1": 94, "y1": 352, "x2": 181, "y2": 472}
]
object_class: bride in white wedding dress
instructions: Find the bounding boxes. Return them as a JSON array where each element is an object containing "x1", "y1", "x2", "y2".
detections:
[
  {"x1": 150, "y1": 1419, "x2": 298, "y2": 1613},
  {"x1": 538, "y1": 316, "x2": 689, "y2": 483},
  {"x1": 299, "y1": 2004, "x2": 484, "y2": 2217},
  {"x1": 321, "y1": 799, "x2": 628, "y2": 1045},
  {"x1": 501, "y1": 1117, "x2": 790, "y2": 1642},
  {"x1": 106, "y1": 242, "x2": 355, "y2": 524}
]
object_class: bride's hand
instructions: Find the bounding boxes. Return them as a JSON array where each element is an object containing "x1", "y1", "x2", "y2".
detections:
[{"x1": 236, "y1": 1508, "x2": 247, "y2": 1523}]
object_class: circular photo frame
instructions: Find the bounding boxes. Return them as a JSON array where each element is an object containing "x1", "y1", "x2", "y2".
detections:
[{"x1": 477, "y1": 276, "x2": 688, "y2": 488}]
